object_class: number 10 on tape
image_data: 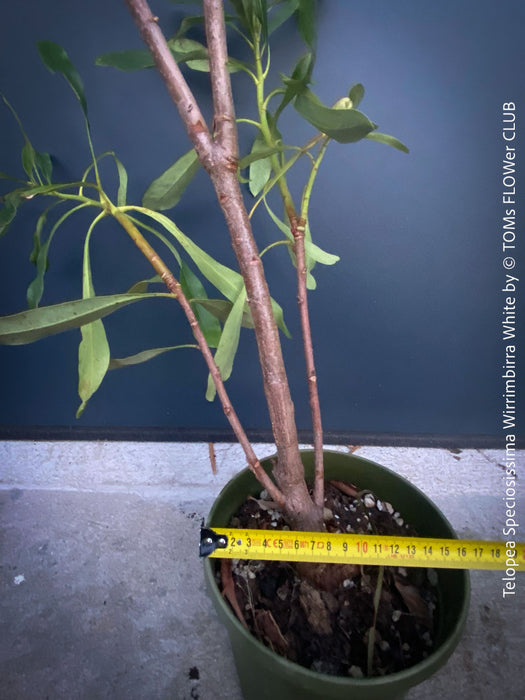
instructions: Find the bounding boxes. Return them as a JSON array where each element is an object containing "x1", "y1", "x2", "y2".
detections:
[{"x1": 200, "y1": 527, "x2": 525, "y2": 571}]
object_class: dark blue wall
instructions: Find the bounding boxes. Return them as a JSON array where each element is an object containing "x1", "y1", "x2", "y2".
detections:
[{"x1": 0, "y1": 1, "x2": 523, "y2": 441}]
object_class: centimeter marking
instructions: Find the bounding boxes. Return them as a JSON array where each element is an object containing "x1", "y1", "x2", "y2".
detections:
[{"x1": 204, "y1": 528, "x2": 525, "y2": 571}]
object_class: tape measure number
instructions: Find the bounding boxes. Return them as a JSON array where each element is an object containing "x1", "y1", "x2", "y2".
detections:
[{"x1": 200, "y1": 527, "x2": 525, "y2": 571}]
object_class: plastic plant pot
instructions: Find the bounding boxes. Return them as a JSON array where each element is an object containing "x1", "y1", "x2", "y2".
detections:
[{"x1": 203, "y1": 450, "x2": 470, "y2": 700}]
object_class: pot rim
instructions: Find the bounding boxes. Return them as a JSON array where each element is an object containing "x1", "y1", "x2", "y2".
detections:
[{"x1": 204, "y1": 449, "x2": 471, "y2": 689}]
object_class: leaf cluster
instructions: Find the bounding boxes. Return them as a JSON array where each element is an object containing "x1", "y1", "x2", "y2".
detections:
[{"x1": 0, "y1": 0, "x2": 408, "y2": 417}]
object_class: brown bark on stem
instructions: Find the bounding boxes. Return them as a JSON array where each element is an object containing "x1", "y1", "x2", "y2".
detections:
[
  {"x1": 124, "y1": 0, "x2": 322, "y2": 531},
  {"x1": 292, "y1": 217, "x2": 324, "y2": 508}
]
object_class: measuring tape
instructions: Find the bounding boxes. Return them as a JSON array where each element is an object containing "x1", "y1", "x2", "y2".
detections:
[{"x1": 200, "y1": 527, "x2": 525, "y2": 571}]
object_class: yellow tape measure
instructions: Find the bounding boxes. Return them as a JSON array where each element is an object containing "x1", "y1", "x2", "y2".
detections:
[{"x1": 200, "y1": 527, "x2": 525, "y2": 571}]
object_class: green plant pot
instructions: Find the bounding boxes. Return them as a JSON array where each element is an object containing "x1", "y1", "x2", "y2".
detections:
[{"x1": 203, "y1": 450, "x2": 470, "y2": 700}]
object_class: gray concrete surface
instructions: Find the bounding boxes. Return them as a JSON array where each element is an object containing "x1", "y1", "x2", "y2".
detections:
[{"x1": 0, "y1": 442, "x2": 524, "y2": 699}]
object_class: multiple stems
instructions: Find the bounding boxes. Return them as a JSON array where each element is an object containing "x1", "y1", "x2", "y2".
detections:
[{"x1": 124, "y1": 0, "x2": 326, "y2": 530}]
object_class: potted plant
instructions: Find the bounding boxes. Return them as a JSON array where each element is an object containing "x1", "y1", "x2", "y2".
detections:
[{"x1": 0, "y1": 1, "x2": 469, "y2": 697}]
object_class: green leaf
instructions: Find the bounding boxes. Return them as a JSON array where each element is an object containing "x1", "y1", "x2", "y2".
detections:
[
  {"x1": 139, "y1": 210, "x2": 243, "y2": 302},
  {"x1": 191, "y1": 298, "x2": 254, "y2": 329},
  {"x1": 179, "y1": 262, "x2": 222, "y2": 348},
  {"x1": 296, "y1": 0, "x2": 316, "y2": 50},
  {"x1": 126, "y1": 275, "x2": 162, "y2": 294},
  {"x1": 0, "y1": 191, "x2": 23, "y2": 238},
  {"x1": 268, "y1": 0, "x2": 299, "y2": 34},
  {"x1": 262, "y1": 197, "x2": 339, "y2": 289},
  {"x1": 238, "y1": 144, "x2": 284, "y2": 170},
  {"x1": 276, "y1": 52, "x2": 314, "y2": 118},
  {"x1": 76, "y1": 214, "x2": 110, "y2": 417},
  {"x1": 112, "y1": 154, "x2": 128, "y2": 206},
  {"x1": 134, "y1": 209, "x2": 290, "y2": 337},
  {"x1": 365, "y1": 131, "x2": 409, "y2": 154},
  {"x1": 348, "y1": 83, "x2": 365, "y2": 109},
  {"x1": 37, "y1": 41, "x2": 88, "y2": 116},
  {"x1": 294, "y1": 92, "x2": 377, "y2": 143},
  {"x1": 0, "y1": 293, "x2": 173, "y2": 346},
  {"x1": 248, "y1": 132, "x2": 273, "y2": 196},
  {"x1": 77, "y1": 315, "x2": 109, "y2": 417},
  {"x1": 34, "y1": 151, "x2": 53, "y2": 183},
  {"x1": 109, "y1": 344, "x2": 197, "y2": 369},
  {"x1": 21, "y1": 141, "x2": 36, "y2": 180},
  {"x1": 142, "y1": 149, "x2": 200, "y2": 211},
  {"x1": 206, "y1": 287, "x2": 246, "y2": 401},
  {"x1": 95, "y1": 49, "x2": 154, "y2": 71},
  {"x1": 27, "y1": 203, "x2": 89, "y2": 309}
]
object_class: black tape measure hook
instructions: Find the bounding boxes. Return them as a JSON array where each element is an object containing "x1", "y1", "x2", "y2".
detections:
[{"x1": 200, "y1": 528, "x2": 229, "y2": 557}]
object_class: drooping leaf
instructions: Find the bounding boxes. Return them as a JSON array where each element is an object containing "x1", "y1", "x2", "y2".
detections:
[
  {"x1": 126, "y1": 275, "x2": 162, "y2": 294},
  {"x1": 77, "y1": 315, "x2": 109, "y2": 417},
  {"x1": 109, "y1": 344, "x2": 197, "y2": 369},
  {"x1": 268, "y1": 0, "x2": 300, "y2": 35},
  {"x1": 95, "y1": 49, "x2": 154, "y2": 71},
  {"x1": 294, "y1": 92, "x2": 377, "y2": 143},
  {"x1": 37, "y1": 41, "x2": 88, "y2": 116},
  {"x1": 1, "y1": 93, "x2": 53, "y2": 184},
  {"x1": 27, "y1": 203, "x2": 89, "y2": 309},
  {"x1": 296, "y1": 0, "x2": 316, "y2": 50},
  {"x1": 206, "y1": 288, "x2": 247, "y2": 401},
  {"x1": 365, "y1": 131, "x2": 409, "y2": 154},
  {"x1": 142, "y1": 149, "x2": 200, "y2": 211},
  {"x1": 34, "y1": 151, "x2": 53, "y2": 183},
  {"x1": 238, "y1": 144, "x2": 284, "y2": 170},
  {"x1": 112, "y1": 153, "x2": 128, "y2": 206},
  {"x1": 248, "y1": 131, "x2": 273, "y2": 196},
  {"x1": 179, "y1": 261, "x2": 222, "y2": 348},
  {"x1": 21, "y1": 141, "x2": 37, "y2": 180},
  {"x1": 76, "y1": 214, "x2": 111, "y2": 418},
  {"x1": 348, "y1": 83, "x2": 365, "y2": 109},
  {"x1": 136, "y1": 209, "x2": 290, "y2": 336},
  {"x1": 191, "y1": 298, "x2": 254, "y2": 329},
  {"x1": 0, "y1": 191, "x2": 23, "y2": 238},
  {"x1": 0, "y1": 293, "x2": 173, "y2": 346}
]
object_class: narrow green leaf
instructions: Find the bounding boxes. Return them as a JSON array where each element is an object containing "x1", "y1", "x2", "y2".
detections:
[
  {"x1": 296, "y1": 0, "x2": 316, "y2": 50},
  {"x1": 206, "y1": 288, "x2": 246, "y2": 401},
  {"x1": 0, "y1": 192, "x2": 23, "y2": 238},
  {"x1": 142, "y1": 149, "x2": 200, "y2": 211},
  {"x1": 191, "y1": 298, "x2": 254, "y2": 329},
  {"x1": 238, "y1": 144, "x2": 284, "y2": 170},
  {"x1": 248, "y1": 132, "x2": 273, "y2": 196},
  {"x1": 276, "y1": 52, "x2": 314, "y2": 118},
  {"x1": 179, "y1": 262, "x2": 222, "y2": 348},
  {"x1": 27, "y1": 203, "x2": 89, "y2": 309},
  {"x1": 34, "y1": 151, "x2": 53, "y2": 183},
  {"x1": 365, "y1": 131, "x2": 409, "y2": 154},
  {"x1": 126, "y1": 275, "x2": 162, "y2": 294},
  {"x1": 76, "y1": 214, "x2": 111, "y2": 417},
  {"x1": 136, "y1": 210, "x2": 244, "y2": 302},
  {"x1": 348, "y1": 83, "x2": 365, "y2": 109},
  {"x1": 21, "y1": 141, "x2": 36, "y2": 180},
  {"x1": 109, "y1": 344, "x2": 197, "y2": 369},
  {"x1": 37, "y1": 41, "x2": 88, "y2": 116},
  {"x1": 134, "y1": 209, "x2": 289, "y2": 336},
  {"x1": 0, "y1": 293, "x2": 173, "y2": 346},
  {"x1": 294, "y1": 92, "x2": 377, "y2": 143},
  {"x1": 112, "y1": 154, "x2": 128, "y2": 206},
  {"x1": 95, "y1": 49, "x2": 154, "y2": 71},
  {"x1": 268, "y1": 0, "x2": 299, "y2": 34},
  {"x1": 77, "y1": 316, "x2": 109, "y2": 417}
]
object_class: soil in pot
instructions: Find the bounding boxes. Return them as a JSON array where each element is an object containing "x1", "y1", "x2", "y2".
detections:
[{"x1": 218, "y1": 480, "x2": 439, "y2": 679}]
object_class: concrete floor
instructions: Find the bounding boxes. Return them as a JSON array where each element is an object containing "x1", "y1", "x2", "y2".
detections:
[{"x1": 0, "y1": 442, "x2": 523, "y2": 699}]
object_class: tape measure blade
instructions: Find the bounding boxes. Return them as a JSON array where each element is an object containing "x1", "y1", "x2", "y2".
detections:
[{"x1": 205, "y1": 528, "x2": 524, "y2": 572}]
